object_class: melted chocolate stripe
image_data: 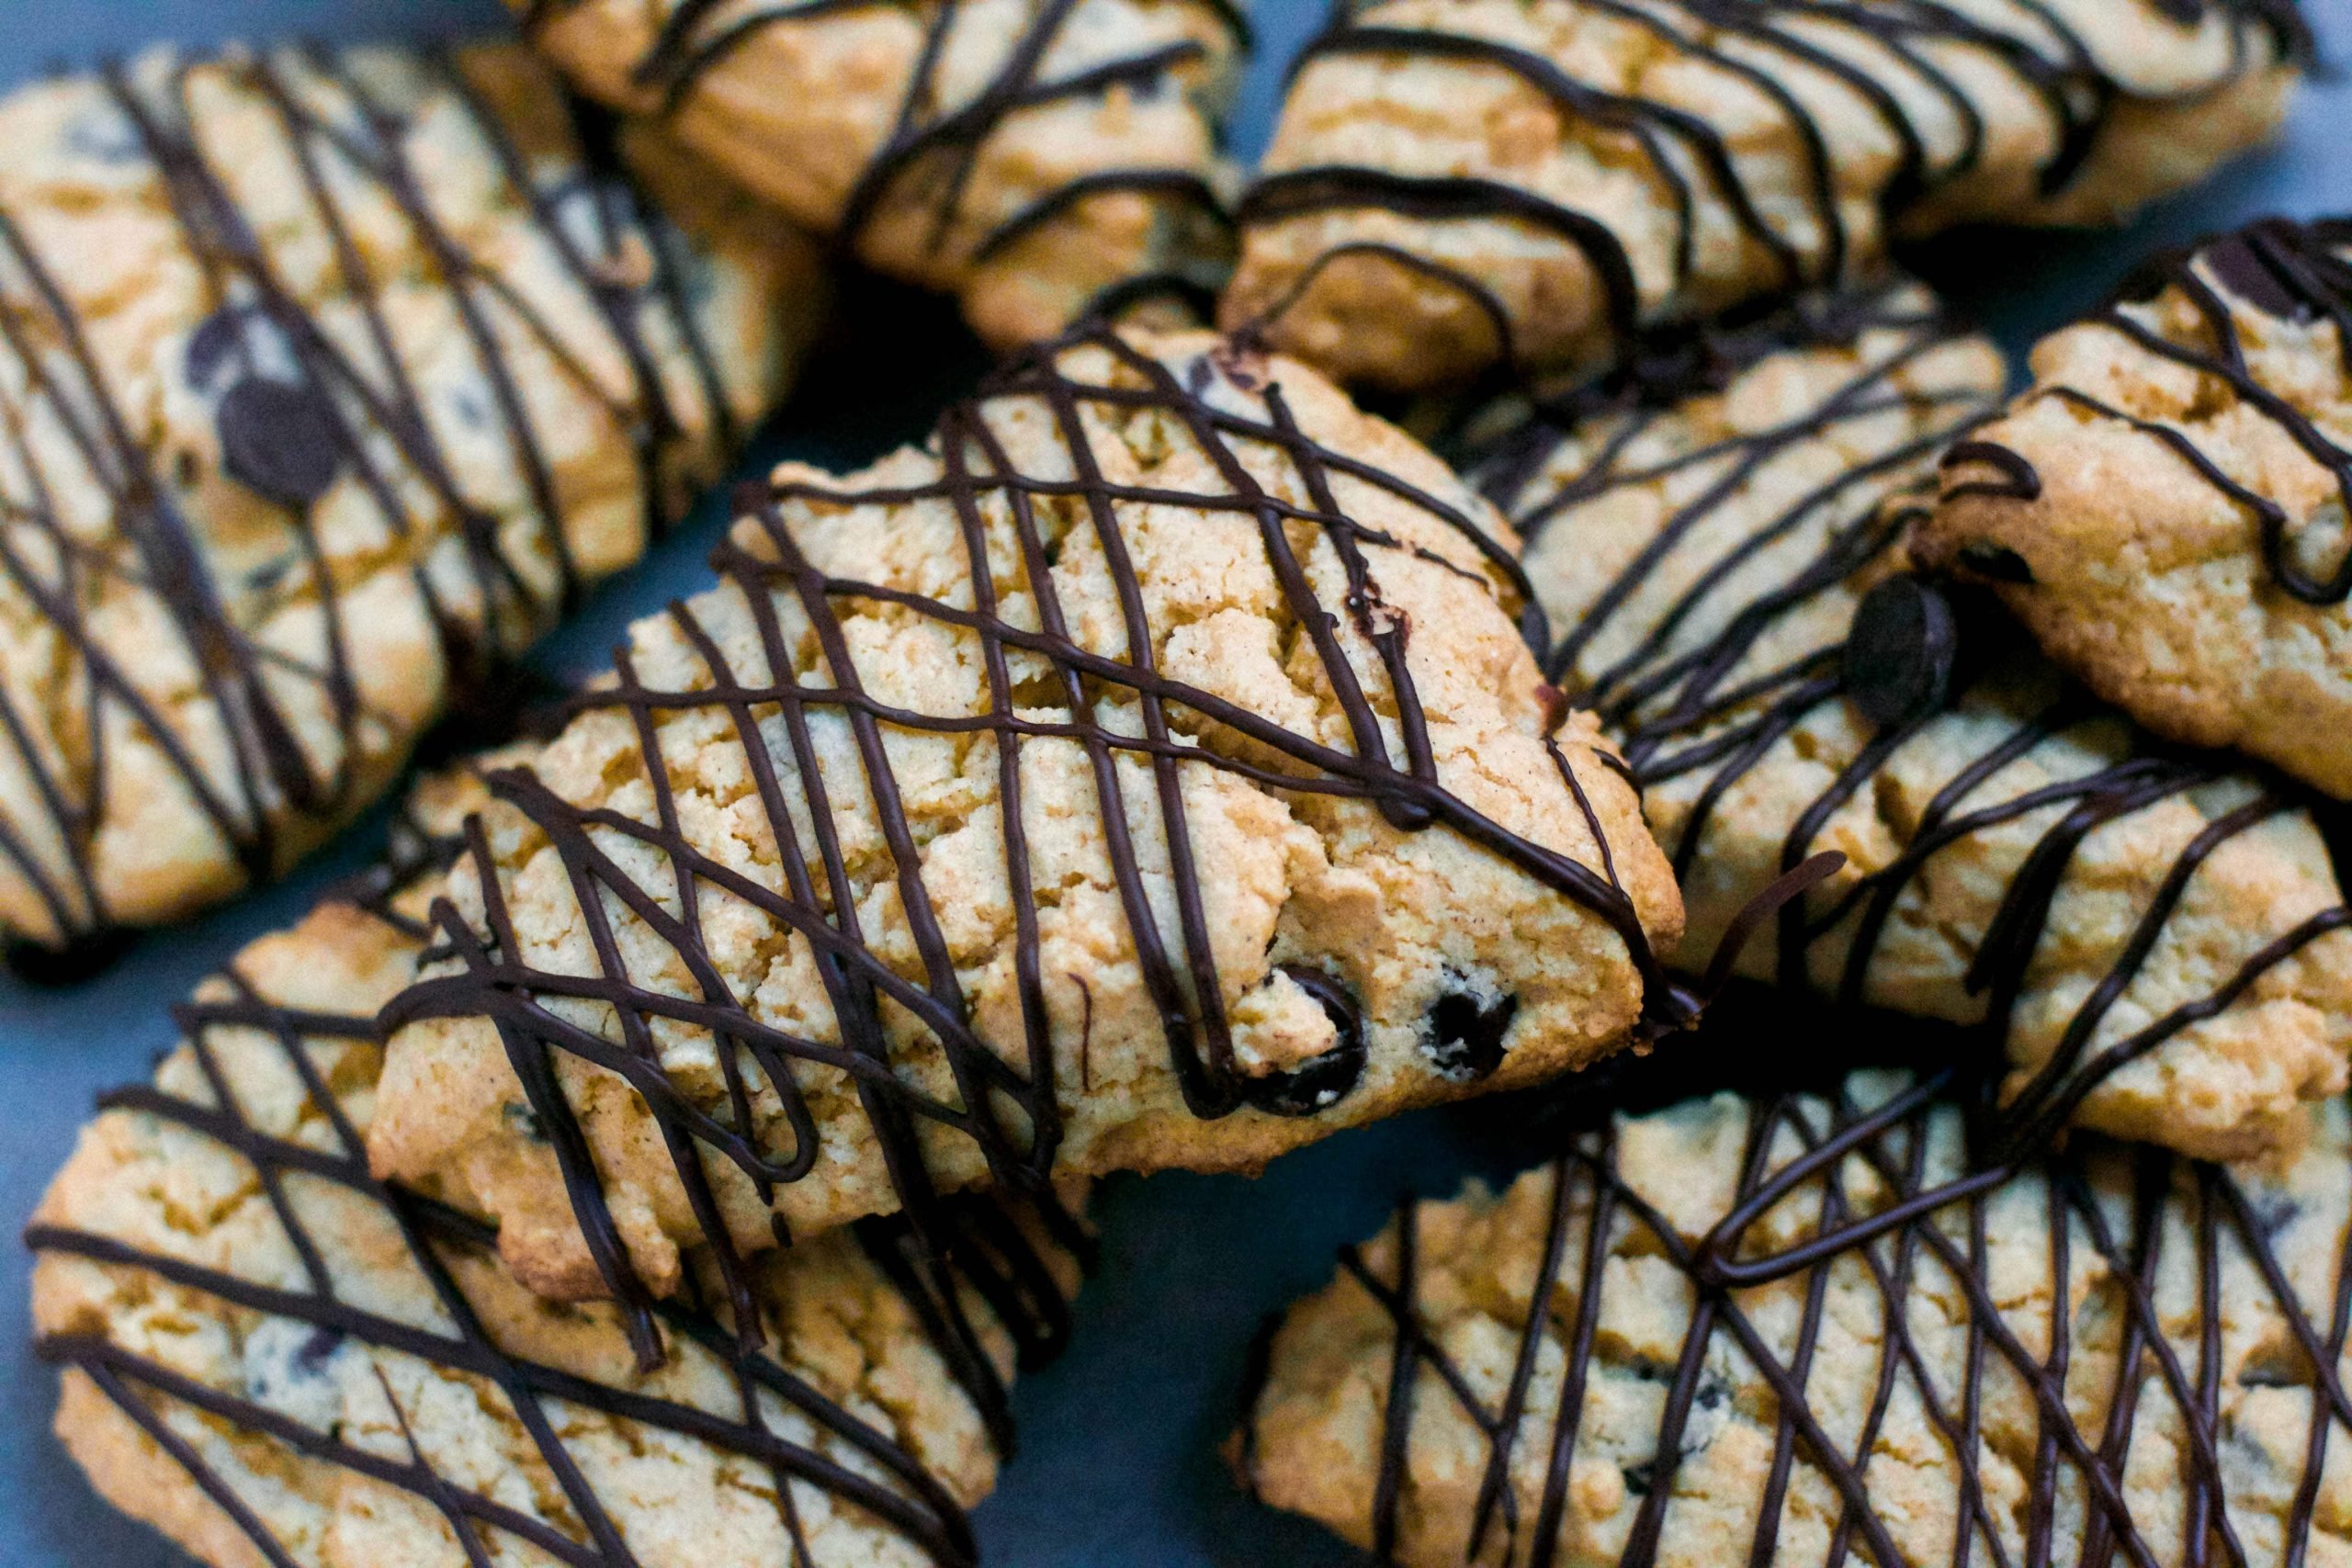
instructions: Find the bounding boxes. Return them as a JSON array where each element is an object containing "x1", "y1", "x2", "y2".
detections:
[
  {"x1": 1327, "y1": 1062, "x2": 2352, "y2": 1565},
  {"x1": 0, "y1": 47, "x2": 734, "y2": 945},
  {"x1": 398, "y1": 322, "x2": 1674, "y2": 1360},
  {"x1": 1238, "y1": 0, "x2": 2304, "y2": 371},
  {"x1": 1944, "y1": 216, "x2": 2352, "y2": 605},
  {"x1": 26, "y1": 820, "x2": 1070, "y2": 1565}
]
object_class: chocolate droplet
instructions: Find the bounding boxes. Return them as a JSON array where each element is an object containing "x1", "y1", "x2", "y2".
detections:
[
  {"x1": 218, "y1": 378, "x2": 343, "y2": 509},
  {"x1": 1845, "y1": 576, "x2": 1958, "y2": 728},
  {"x1": 1423, "y1": 975, "x2": 1517, "y2": 1081},
  {"x1": 1236, "y1": 964, "x2": 1366, "y2": 1117}
]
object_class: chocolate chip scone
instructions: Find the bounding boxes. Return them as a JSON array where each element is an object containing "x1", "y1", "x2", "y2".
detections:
[
  {"x1": 512, "y1": 0, "x2": 1244, "y2": 349},
  {"x1": 1222, "y1": 0, "x2": 2308, "y2": 390},
  {"x1": 1478, "y1": 282, "x2": 2352, "y2": 1161},
  {"x1": 1244, "y1": 1062, "x2": 2352, "y2": 1567},
  {"x1": 0, "y1": 42, "x2": 820, "y2": 954},
  {"x1": 1917, "y1": 214, "x2": 2352, "y2": 800},
  {"x1": 28, "y1": 764, "x2": 1082, "y2": 1568},
  {"x1": 365, "y1": 324, "x2": 1684, "y2": 1337}
]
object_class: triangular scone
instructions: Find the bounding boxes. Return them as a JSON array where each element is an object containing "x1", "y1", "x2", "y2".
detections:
[
  {"x1": 1243, "y1": 1063, "x2": 2352, "y2": 1567},
  {"x1": 29, "y1": 767, "x2": 1081, "y2": 1568},
  {"x1": 0, "y1": 42, "x2": 823, "y2": 951},
  {"x1": 512, "y1": 0, "x2": 1244, "y2": 348},
  {"x1": 1919, "y1": 215, "x2": 2352, "y2": 799},
  {"x1": 368, "y1": 325, "x2": 1684, "y2": 1313},
  {"x1": 1480, "y1": 282, "x2": 2352, "y2": 1160},
  {"x1": 1222, "y1": 0, "x2": 2305, "y2": 389}
]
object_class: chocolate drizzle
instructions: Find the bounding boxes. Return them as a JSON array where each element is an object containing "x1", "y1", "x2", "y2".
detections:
[
  {"x1": 1476, "y1": 282, "x2": 2352, "y2": 1159},
  {"x1": 1285, "y1": 1060, "x2": 2352, "y2": 1567},
  {"x1": 380, "y1": 324, "x2": 1681, "y2": 1367},
  {"x1": 521, "y1": 0, "x2": 1245, "y2": 325},
  {"x1": 0, "y1": 46, "x2": 738, "y2": 949},
  {"x1": 26, "y1": 806, "x2": 1077, "y2": 1567},
  {"x1": 1234, "y1": 0, "x2": 2309, "y2": 381},
  {"x1": 1941, "y1": 215, "x2": 2352, "y2": 605}
]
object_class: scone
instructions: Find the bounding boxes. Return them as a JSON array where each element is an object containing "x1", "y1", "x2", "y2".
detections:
[
  {"x1": 513, "y1": 0, "x2": 1245, "y2": 348},
  {"x1": 1243, "y1": 1064, "x2": 2352, "y2": 1567},
  {"x1": 1918, "y1": 214, "x2": 2352, "y2": 798},
  {"x1": 1223, "y1": 0, "x2": 2308, "y2": 389},
  {"x1": 0, "y1": 41, "x2": 824, "y2": 952},
  {"x1": 1479, "y1": 281, "x2": 2352, "y2": 1162},
  {"x1": 367, "y1": 324, "x2": 1685, "y2": 1322},
  {"x1": 28, "y1": 764, "x2": 1082, "y2": 1568}
]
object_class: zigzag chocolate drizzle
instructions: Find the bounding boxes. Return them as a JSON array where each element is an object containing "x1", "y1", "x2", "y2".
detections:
[
  {"x1": 1236, "y1": 0, "x2": 2309, "y2": 378},
  {"x1": 26, "y1": 806, "x2": 1079, "y2": 1568},
  {"x1": 0, "y1": 45, "x2": 734, "y2": 949},
  {"x1": 1943, "y1": 214, "x2": 2352, "y2": 605},
  {"x1": 1474, "y1": 287, "x2": 2352, "y2": 1160},
  {"x1": 518, "y1": 0, "x2": 1246, "y2": 320},
  {"x1": 1280, "y1": 1056, "x2": 2352, "y2": 1568},
  {"x1": 381, "y1": 323, "x2": 1683, "y2": 1368}
]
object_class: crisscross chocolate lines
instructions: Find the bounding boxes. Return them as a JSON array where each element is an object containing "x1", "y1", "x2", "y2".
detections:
[
  {"x1": 382, "y1": 324, "x2": 1681, "y2": 1368},
  {"x1": 1233, "y1": 0, "x2": 2308, "y2": 377},
  {"x1": 1328, "y1": 1069, "x2": 2352, "y2": 1568},
  {"x1": 520, "y1": 0, "x2": 1243, "y2": 306},
  {"x1": 0, "y1": 44, "x2": 732, "y2": 946},
  {"x1": 1944, "y1": 214, "x2": 2352, "y2": 605},
  {"x1": 27, "y1": 874, "x2": 1074, "y2": 1567}
]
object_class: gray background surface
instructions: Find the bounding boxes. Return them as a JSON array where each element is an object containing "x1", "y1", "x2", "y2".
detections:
[{"x1": 0, "y1": 2, "x2": 2346, "y2": 1562}]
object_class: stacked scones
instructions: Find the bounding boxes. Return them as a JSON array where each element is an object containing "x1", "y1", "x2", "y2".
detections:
[{"x1": 15, "y1": 3, "x2": 2352, "y2": 1565}]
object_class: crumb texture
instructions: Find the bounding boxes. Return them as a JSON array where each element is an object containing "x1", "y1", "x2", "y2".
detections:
[
  {"x1": 368, "y1": 324, "x2": 1682, "y2": 1316},
  {"x1": 0, "y1": 41, "x2": 820, "y2": 946},
  {"x1": 1222, "y1": 0, "x2": 2302, "y2": 388},
  {"x1": 1481, "y1": 281, "x2": 2352, "y2": 1161},
  {"x1": 1249, "y1": 1068, "x2": 2352, "y2": 1567},
  {"x1": 514, "y1": 0, "x2": 1246, "y2": 346}
]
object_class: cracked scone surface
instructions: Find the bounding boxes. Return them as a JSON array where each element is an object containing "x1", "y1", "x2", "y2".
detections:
[
  {"x1": 1919, "y1": 215, "x2": 2352, "y2": 800},
  {"x1": 1221, "y1": 0, "x2": 2303, "y2": 389},
  {"x1": 1245, "y1": 1066, "x2": 2352, "y2": 1568},
  {"x1": 29, "y1": 771, "x2": 1077, "y2": 1568},
  {"x1": 1476, "y1": 282, "x2": 2352, "y2": 1161},
  {"x1": 0, "y1": 41, "x2": 821, "y2": 950},
  {"x1": 368, "y1": 324, "x2": 1683, "y2": 1312},
  {"x1": 514, "y1": 0, "x2": 1244, "y2": 348}
]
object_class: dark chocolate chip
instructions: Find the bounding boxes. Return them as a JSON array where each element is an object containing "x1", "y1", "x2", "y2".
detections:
[
  {"x1": 218, "y1": 377, "x2": 342, "y2": 509},
  {"x1": 293, "y1": 1326, "x2": 345, "y2": 1377},
  {"x1": 1235, "y1": 964, "x2": 1366, "y2": 1117},
  {"x1": 1423, "y1": 976, "x2": 1517, "y2": 1081},
  {"x1": 1957, "y1": 542, "x2": 2036, "y2": 585},
  {"x1": 1623, "y1": 1461, "x2": 1657, "y2": 1498},
  {"x1": 1845, "y1": 576, "x2": 1959, "y2": 728}
]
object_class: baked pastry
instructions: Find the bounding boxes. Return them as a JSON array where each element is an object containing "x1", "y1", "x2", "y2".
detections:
[
  {"x1": 1918, "y1": 214, "x2": 2352, "y2": 799},
  {"x1": 512, "y1": 0, "x2": 1245, "y2": 348},
  {"x1": 1243, "y1": 1062, "x2": 2352, "y2": 1567},
  {"x1": 0, "y1": 41, "x2": 822, "y2": 953},
  {"x1": 365, "y1": 324, "x2": 1685, "y2": 1335},
  {"x1": 28, "y1": 763, "x2": 1081, "y2": 1568},
  {"x1": 1478, "y1": 281, "x2": 2352, "y2": 1161},
  {"x1": 1222, "y1": 0, "x2": 2309, "y2": 390}
]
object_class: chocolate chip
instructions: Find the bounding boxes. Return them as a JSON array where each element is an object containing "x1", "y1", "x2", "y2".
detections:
[
  {"x1": 503, "y1": 1100, "x2": 549, "y2": 1143},
  {"x1": 1423, "y1": 974, "x2": 1517, "y2": 1081},
  {"x1": 1622, "y1": 1460, "x2": 1657, "y2": 1498},
  {"x1": 293, "y1": 1326, "x2": 345, "y2": 1377},
  {"x1": 1957, "y1": 542, "x2": 2035, "y2": 585},
  {"x1": 1235, "y1": 964, "x2": 1366, "y2": 1118},
  {"x1": 1845, "y1": 576, "x2": 1958, "y2": 728},
  {"x1": 218, "y1": 378, "x2": 342, "y2": 509}
]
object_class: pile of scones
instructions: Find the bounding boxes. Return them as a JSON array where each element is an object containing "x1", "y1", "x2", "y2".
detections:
[{"x1": 8, "y1": 2, "x2": 2352, "y2": 1563}]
